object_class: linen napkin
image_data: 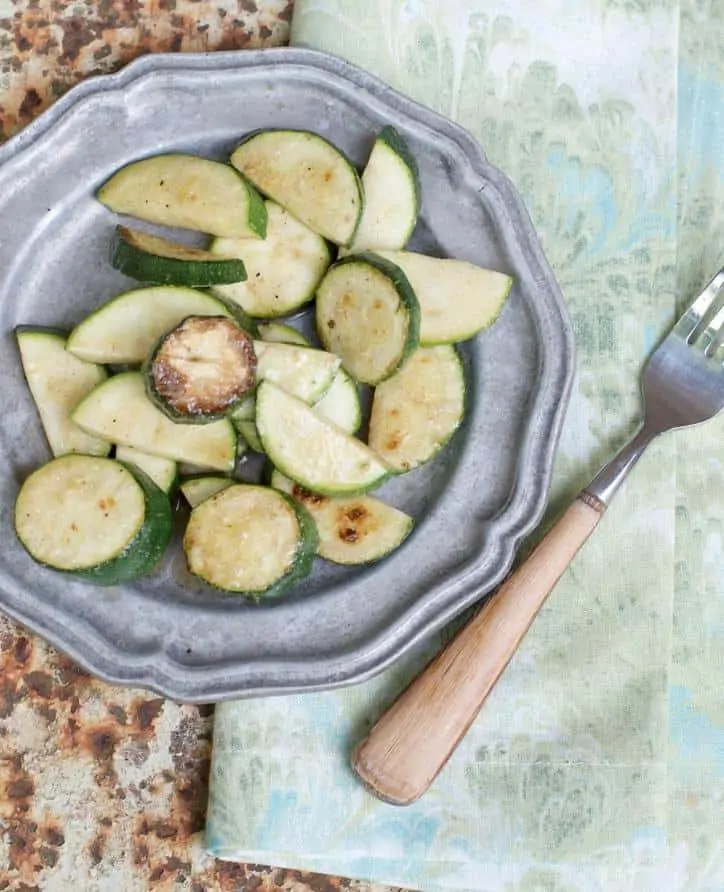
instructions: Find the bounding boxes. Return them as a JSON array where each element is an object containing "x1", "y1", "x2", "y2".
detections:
[{"x1": 206, "y1": 2, "x2": 724, "y2": 889}]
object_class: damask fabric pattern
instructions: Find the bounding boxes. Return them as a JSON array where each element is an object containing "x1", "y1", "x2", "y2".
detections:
[{"x1": 207, "y1": 2, "x2": 724, "y2": 890}]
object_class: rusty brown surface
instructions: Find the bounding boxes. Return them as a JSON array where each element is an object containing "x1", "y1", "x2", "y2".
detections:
[{"x1": 0, "y1": 3, "x2": 394, "y2": 890}]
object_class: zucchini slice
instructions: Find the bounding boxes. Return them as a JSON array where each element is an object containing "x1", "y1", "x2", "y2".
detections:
[
  {"x1": 184, "y1": 484, "x2": 317, "y2": 597},
  {"x1": 98, "y1": 153, "x2": 267, "y2": 238},
  {"x1": 115, "y1": 446, "x2": 178, "y2": 493},
  {"x1": 145, "y1": 316, "x2": 256, "y2": 422},
  {"x1": 256, "y1": 381, "x2": 388, "y2": 496},
  {"x1": 15, "y1": 455, "x2": 172, "y2": 584},
  {"x1": 230, "y1": 130, "x2": 363, "y2": 245},
  {"x1": 257, "y1": 322, "x2": 310, "y2": 347},
  {"x1": 272, "y1": 471, "x2": 413, "y2": 565},
  {"x1": 237, "y1": 420, "x2": 265, "y2": 454},
  {"x1": 313, "y1": 369, "x2": 361, "y2": 435},
  {"x1": 316, "y1": 253, "x2": 420, "y2": 384},
  {"x1": 254, "y1": 341, "x2": 340, "y2": 404},
  {"x1": 180, "y1": 475, "x2": 232, "y2": 508},
  {"x1": 66, "y1": 286, "x2": 237, "y2": 365},
  {"x1": 15, "y1": 327, "x2": 110, "y2": 458},
  {"x1": 375, "y1": 251, "x2": 513, "y2": 344},
  {"x1": 72, "y1": 372, "x2": 237, "y2": 472},
  {"x1": 111, "y1": 226, "x2": 247, "y2": 287},
  {"x1": 347, "y1": 126, "x2": 420, "y2": 252},
  {"x1": 368, "y1": 346, "x2": 465, "y2": 472},
  {"x1": 211, "y1": 201, "x2": 331, "y2": 317},
  {"x1": 229, "y1": 396, "x2": 255, "y2": 424}
]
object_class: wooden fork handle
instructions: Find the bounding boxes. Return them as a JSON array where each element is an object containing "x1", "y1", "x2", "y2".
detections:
[{"x1": 352, "y1": 493, "x2": 606, "y2": 805}]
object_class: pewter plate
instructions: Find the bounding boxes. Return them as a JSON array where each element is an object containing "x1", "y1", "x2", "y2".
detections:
[{"x1": 0, "y1": 49, "x2": 574, "y2": 702}]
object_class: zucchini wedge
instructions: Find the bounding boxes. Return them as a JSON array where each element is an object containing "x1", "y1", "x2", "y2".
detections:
[
  {"x1": 15, "y1": 327, "x2": 110, "y2": 458},
  {"x1": 375, "y1": 251, "x2": 513, "y2": 344},
  {"x1": 237, "y1": 420, "x2": 265, "y2": 454},
  {"x1": 256, "y1": 381, "x2": 388, "y2": 496},
  {"x1": 72, "y1": 372, "x2": 237, "y2": 472},
  {"x1": 313, "y1": 369, "x2": 361, "y2": 435},
  {"x1": 254, "y1": 341, "x2": 340, "y2": 403},
  {"x1": 98, "y1": 153, "x2": 267, "y2": 238},
  {"x1": 111, "y1": 226, "x2": 247, "y2": 287},
  {"x1": 347, "y1": 126, "x2": 420, "y2": 252},
  {"x1": 316, "y1": 253, "x2": 420, "y2": 384},
  {"x1": 144, "y1": 316, "x2": 256, "y2": 423},
  {"x1": 15, "y1": 455, "x2": 172, "y2": 584},
  {"x1": 66, "y1": 286, "x2": 237, "y2": 365},
  {"x1": 115, "y1": 446, "x2": 178, "y2": 493},
  {"x1": 229, "y1": 396, "x2": 255, "y2": 424},
  {"x1": 230, "y1": 130, "x2": 363, "y2": 245},
  {"x1": 180, "y1": 475, "x2": 232, "y2": 508},
  {"x1": 272, "y1": 471, "x2": 413, "y2": 565},
  {"x1": 184, "y1": 484, "x2": 317, "y2": 597},
  {"x1": 257, "y1": 322, "x2": 310, "y2": 347},
  {"x1": 211, "y1": 201, "x2": 330, "y2": 317},
  {"x1": 368, "y1": 346, "x2": 465, "y2": 472}
]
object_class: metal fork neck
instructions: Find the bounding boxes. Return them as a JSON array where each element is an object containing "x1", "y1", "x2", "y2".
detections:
[{"x1": 584, "y1": 425, "x2": 658, "y2": 506}]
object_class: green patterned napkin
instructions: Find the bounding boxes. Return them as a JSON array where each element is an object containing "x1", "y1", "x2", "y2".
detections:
[{"x1": 206, "y1": 2, "x2": 724, "y2": 889}]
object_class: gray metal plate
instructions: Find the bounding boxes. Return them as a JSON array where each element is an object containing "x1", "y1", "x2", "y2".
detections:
[{"x1": 0, "y1": 48, "x2": 574, "y2": 702}]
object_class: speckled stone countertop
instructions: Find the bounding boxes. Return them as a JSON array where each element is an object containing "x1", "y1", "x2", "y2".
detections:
[{"x1": 0, "y1": 4, "x2": 395, "y2": 890}]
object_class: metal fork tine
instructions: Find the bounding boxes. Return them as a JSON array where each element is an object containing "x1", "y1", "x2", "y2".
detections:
[
  {"x1": 674, "y1": 267, "x2": 724, "y2": 341},
  {"x1": 698, "y1": 302, "x2": 724, "y2": 356}
]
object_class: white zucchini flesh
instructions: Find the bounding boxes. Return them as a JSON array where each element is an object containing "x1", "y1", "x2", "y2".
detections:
[
  {"x1": 16, "y1": 329, "x2": 110, "y2": 458},
  {"x1": 312, "y1": 369, "x2": 361, "y2": 435},
  {"x1": 211, "y1": 202, "x2": 330, "y2": 317},
  {"x1": 231, "y1": 130, "x2": 363, "y2": 245},
  {"x1": 347, "y1": 129, "x2": 419, "y2": 252},
  {"x1": 272, "y1": 471, "x2": 413, "y2": 565},
  {"x1": 66, "y1": 286, "x2": 235, "y2": 365},
  {"x1": 72, "y1": 372, "x2": 237, "y2": 472},
  {"x1": 97, "y1": 153, "x2": 267, "y2": 238},
  {"x1": 184, "y1": 485, "x2": 305, "y2": 593},
  {"x1": 256, "y1": 382, "x2": 388, "y2": 496},
  {"x1": 180, "y1": 476, "x2": 232, "y2": 508},
  {"x1": 116, "y1": 446, "x2": 177, "y2": 493},
  {"x1": 15, "y1": 456, "x2": 146, "y2": 571},
  {"x1": 257, "y1": 322, "x2": 310, "y2": 346},
  {"x1": 369, "y1": 346, "x2": 465, "y2": 472},
  {"x1": 375, "y1": 251, "x2": 513, "y2": 344},
  {"x1": 254, "y1": 341, "x2": 340, "y2": 404}
]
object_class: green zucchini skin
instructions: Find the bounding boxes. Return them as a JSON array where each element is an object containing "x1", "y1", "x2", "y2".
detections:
[
  {"x1": 87, "y1": 462, "x2": 173, "y2": 585},
  {"x1": 316, "y1": 251, "x2": 420, "y2": 384},
  {"x1": 110, "y1": 226, "x2": 247, "y2": 287},
  {"x1": 14, "y1": 457, "x2": 173, "y2": 586},
  {"x1": 377, "y1": 125, "x2": 421, "y2": 210}
]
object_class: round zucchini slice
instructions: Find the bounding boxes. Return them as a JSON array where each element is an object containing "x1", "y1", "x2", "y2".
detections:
[
  {"x1": 316, "y1": 253, "x2": 420, "y2": 385},
  {"x1": 14, "y1": 455, "x2": 172, "y2": 584},
  {"x1": 368, "y1": 346, "x2": 465, "y2": 472},
  {"x1": 111, "y1": 226, "x2": 247, "y2": 287},
  {"x1": 145, "y1": 316, "x2": 256, "y2": 423},
  {"x1": 184, "y1": 484, "x2": 317, "y2": 597}
]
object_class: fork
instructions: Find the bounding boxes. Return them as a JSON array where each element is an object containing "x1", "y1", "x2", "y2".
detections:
[{"x1": 352, "y1": 267, "x2": 724, "y2": 806}]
